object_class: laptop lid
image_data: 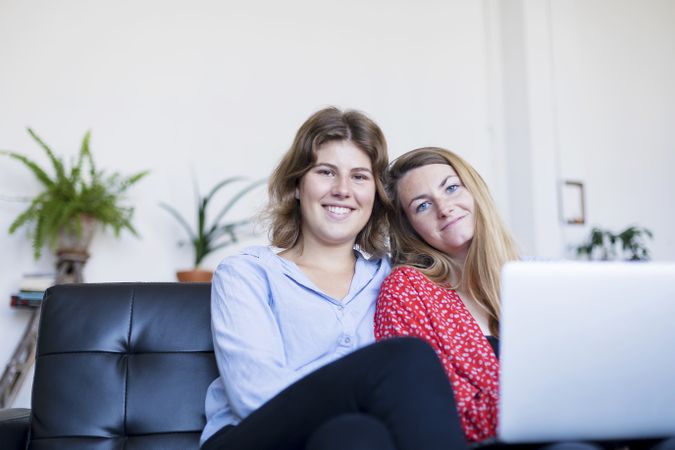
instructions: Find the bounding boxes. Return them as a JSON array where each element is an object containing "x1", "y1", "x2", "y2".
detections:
[{"x1": 498, "y1": 261, "x2": 675, "y2": 443}]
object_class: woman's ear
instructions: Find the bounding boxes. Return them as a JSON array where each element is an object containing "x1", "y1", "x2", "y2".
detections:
[{"x1": 294, "y1": 188, "x2": 300, "y2": 200}]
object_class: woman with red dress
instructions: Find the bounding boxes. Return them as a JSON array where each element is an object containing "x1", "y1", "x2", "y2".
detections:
[{"x1": 375, "y1": 147, "x2": 675, "y2": 450}]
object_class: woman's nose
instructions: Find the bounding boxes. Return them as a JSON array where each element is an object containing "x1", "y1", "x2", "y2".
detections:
[
  {"x1": 437, "y1": 198, "x2": 454, "y2": 218},
  {"x1": 331, "y1": 175, "x2": 351, "y2": 198}
]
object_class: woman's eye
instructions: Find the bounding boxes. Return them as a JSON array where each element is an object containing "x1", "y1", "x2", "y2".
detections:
[
  {"x1": 353, "y1": 173, "x2": 370, "y2": 181},
  {"x1": 415, "y1": 201, "x2": 430, "y2": 213},
  {"x1": 317, "y1": 169, "x2": 334, "y2": 176},
  {"x1": 446, "y1": 184, "x2": 460, "y2": 193}
]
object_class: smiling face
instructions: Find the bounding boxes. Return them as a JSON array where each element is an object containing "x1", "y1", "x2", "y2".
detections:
[
  {"x1": 397, "y1": 163, "x2": 475, "y2": 262},
  {"x1": 296, "y1": 140, "x2": 376, "y2": 249}
]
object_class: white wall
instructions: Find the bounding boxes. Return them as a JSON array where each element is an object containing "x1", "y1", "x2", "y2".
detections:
[
  {"x1": 2, "y1": 0, "x2": 674, "y2": 409},
  {"x1": 0, "y1": 0, "x2": 498, "y2": 407},
  {"x1": 494, "y1": 0, "x2": 675, "y2": 260},
  {"x1": 550, "y1": 0, "x2": 675, "y2": 259}
]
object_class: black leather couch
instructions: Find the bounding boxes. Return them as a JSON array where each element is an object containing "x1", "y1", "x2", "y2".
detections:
[{"x1": 0, "y1": 282, "x2": 217, "y2": 450}]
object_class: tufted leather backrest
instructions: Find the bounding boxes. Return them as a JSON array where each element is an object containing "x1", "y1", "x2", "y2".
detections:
[{"x1": 29, "y1": 283, "x2": 218, "y2": 450}]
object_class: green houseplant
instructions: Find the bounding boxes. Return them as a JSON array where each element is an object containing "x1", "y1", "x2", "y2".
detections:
[
  {"x1": 576, "y1": 225, "x2": 654, "y2": 261},
  {"x1": 1, "y1": 128, "x2": 148, "y2": 259},
  {"x1": 159, "y1": 176, "x2": 265, "y2": 282}
]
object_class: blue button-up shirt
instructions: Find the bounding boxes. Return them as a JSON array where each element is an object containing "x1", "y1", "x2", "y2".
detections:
[{"x1": 201, "y1": 246, "x2": 391, "y2": 445}]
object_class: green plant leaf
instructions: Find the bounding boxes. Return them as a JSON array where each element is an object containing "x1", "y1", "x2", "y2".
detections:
[
  {"x1": 27, "y1": 128, "x2": 69, "y2": 186},
  {"x1": 33, "y1": 213, "x2": 47, "y2": 259},
  {"x1": 8, "y1": 201, "x2": 40, "y2": 235},
  {"x1": 210, "y1": 218, "x2": 251, "y2": 241},
  {"x1": 159, "y1": 202, "x2": 198, "y2": 242},
  {"x1": 116, "y1": 170, "x2": 149, "y2": 194},
  {"x1": 204, "y1": 176, "x2": 246, "y2": 205},
  {"x1": 209, "y1": 178, "x2": 266, "y2": 233},
  {"x1": 73, "y1": 131, "x2": 89, "y2": 177},
  {"x1": 0, "y1": 150, "x2": 55, "y2": 189},
  {"x1": 80, "y1": 130, "x2": 98, "y2": 181}
]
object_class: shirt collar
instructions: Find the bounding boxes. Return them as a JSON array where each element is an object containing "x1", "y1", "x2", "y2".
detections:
[{"x1": 240, "y1": 246, "x2": 382, "y2": 305}]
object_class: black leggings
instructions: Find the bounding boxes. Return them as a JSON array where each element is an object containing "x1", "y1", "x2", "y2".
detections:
[
  {"x1": 202, "y1": 337, "x2": 467, "y2": 450},
  {"x1": 202, "y1": 337, "x2": 613, "y2": 450}
]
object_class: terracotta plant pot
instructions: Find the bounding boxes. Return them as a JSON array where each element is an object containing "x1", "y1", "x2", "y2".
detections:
[{"x1": 176, "y1": 269, "x2": 213, "y2": 283}]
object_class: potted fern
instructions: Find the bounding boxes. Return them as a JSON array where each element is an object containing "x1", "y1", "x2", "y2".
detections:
[
  {"x1": 1, "y1": 128, "x2": 148, "y2": 261},
  {"x1": 160, "y1": 176, "x2": 265, "y2": 282}
]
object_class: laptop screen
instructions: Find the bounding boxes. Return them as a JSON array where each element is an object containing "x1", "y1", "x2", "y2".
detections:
[{"x1": 498, "y1": 261, "x2": 675, "y2": 442}]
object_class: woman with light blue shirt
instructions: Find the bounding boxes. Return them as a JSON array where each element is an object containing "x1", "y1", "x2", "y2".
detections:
[{"x1": 201, "y1": 107, "x2": 468, "y2": 450}]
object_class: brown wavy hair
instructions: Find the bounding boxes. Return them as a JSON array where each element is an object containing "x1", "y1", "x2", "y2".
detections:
[
  {"x1": 386, "y1": 147, "x2": 519, "y2": 336},
  {"x1": 267, "y1": 107, "x2": 390, "y2": 257}
]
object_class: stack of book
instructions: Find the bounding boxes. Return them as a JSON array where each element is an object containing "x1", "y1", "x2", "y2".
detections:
[{"x1": 9, "y1": 273, "x2": 55, "y2": 308}]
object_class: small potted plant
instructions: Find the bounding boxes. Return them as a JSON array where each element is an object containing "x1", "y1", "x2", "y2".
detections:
[
  {"x1": 1, "y1": 128, "x2": 148, "y2": 262},
  {"x1": 160, "y1": 176, "x2": 265, "y2": 282},
  {"x1": 576, "y1": 225, "x2": 654, "y2": 261}
]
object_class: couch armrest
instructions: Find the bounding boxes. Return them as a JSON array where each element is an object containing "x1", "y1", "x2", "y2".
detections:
[{"x1": 0, "y1": 408, "x2": 30, "y2": 449}]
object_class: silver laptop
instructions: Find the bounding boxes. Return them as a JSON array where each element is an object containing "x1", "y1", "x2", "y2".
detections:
[{"x1": 498, "y1": 261, "x2": 675, "y2": 443}]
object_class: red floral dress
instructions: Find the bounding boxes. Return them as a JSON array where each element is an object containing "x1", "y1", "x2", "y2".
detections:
[{"x1": 374, "y1": 266, "x2": 500, "y2": 442}]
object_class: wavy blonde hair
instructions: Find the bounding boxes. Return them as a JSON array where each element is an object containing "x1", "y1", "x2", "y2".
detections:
[
  {"x1": 267, "y1": 107, "x2": 390, "y2": 257},
  {"x1": 386, "y1": 147, "x2": 518, "y2": 336}
]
